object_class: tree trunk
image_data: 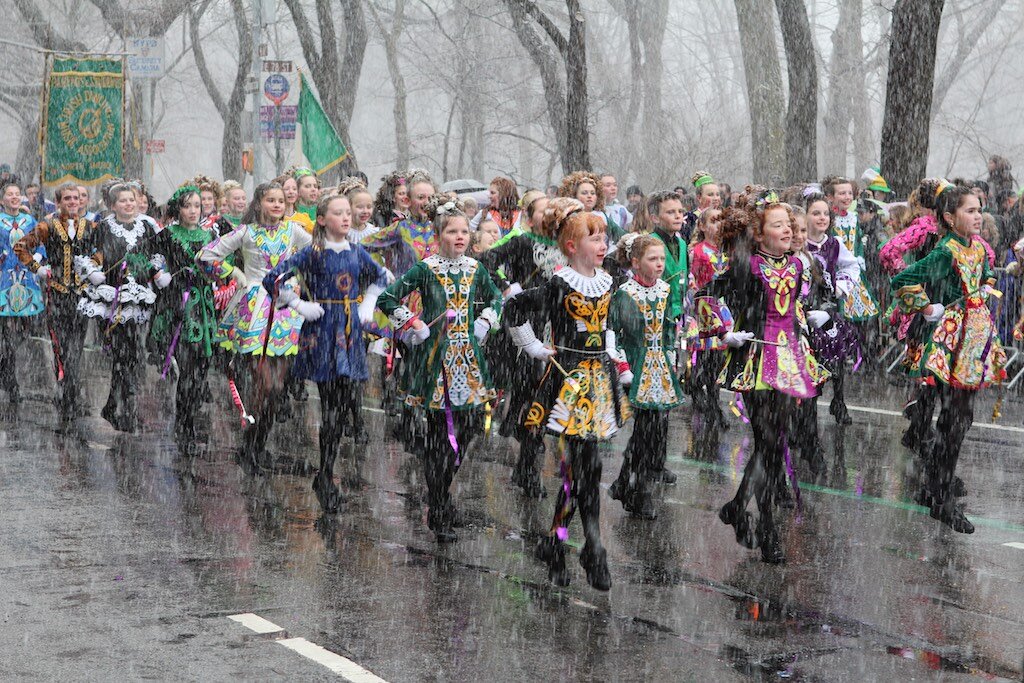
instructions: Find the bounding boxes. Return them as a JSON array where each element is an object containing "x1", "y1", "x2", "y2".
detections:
[
  {"x1": 500, "y1": 0, "x2": 588, "y2": 175},
  {"x1": 821, "y1": 0, "x2": 861, "y2": 175},
  {"x1": 880, "y1": 0, "x2": 946, "y2": 198},
  {"x1": 775, "y1": 0, "x2": 817, "y2": 184},
  {"x1": 733, "y1": 0, "x2": 785, "y2": 185},
  {"x1": 564, "y1": 0, "x2": 590, "y2": 171}
]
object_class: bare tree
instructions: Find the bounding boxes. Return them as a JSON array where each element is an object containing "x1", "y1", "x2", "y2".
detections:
[
  {"x1": 775, "y1": 0, "x2": 817, "y2": 184},
  {"x1": 366, "y1": 0, "x2": 410, "y2": 170},
  {"x1": 499, "y1": 0, "x2": 590, "y2": 173},
  {"x1": 733, "y1": 0, "x2": 785, "y2": 184},
  {"x1": 820, "y1": 0, "x2": 864, "y2": 175},
  {"x1": 282, "y1": 0, "x2": 368, "y2": 176},
  {"x1": 880, "y1": 0, "x2": 947, "y2": 196},
  {"x1": 190, "y1": 0, "x2": 251, "y2": 181}
]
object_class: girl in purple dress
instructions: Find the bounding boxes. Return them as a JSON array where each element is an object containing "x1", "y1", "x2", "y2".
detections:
[{"x1": 698, "y1": 187, "x2": 829, "y2": 563}]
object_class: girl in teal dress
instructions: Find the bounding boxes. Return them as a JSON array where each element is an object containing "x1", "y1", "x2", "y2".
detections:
[{"x1": 377, "y1": 195, "x2": 501, "y2": 543}]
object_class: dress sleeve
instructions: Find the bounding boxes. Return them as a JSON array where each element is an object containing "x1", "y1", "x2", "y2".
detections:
[
  {"x1": 477, "y1": 237, "x2": 517, "y2": 291},
  {"x1": 362, "y1": 220, "x2": 401, "y2": 251},
  {"x1": 890, "y1": 245, "x2": 951, "y2": 313},
  {"x1": 262, "y1": 247, "x2": 309, "y2": 295},
  {"x1": 835, "y1": 240, "x2": 862, "y2": 282},
  {"x1": 358, "y1": 245, "x2": 389, "y2": 290},
  {"x1": 503, "y1": 278, "x2": 553, "y2": 329},
  {"x1": 474, "y1": 264, "x2": 502, "y2": 329},
  {"x1": 198, "y1": 224, "x2": 247, "y2": 280},
  {"x1": 13, "y1": 222, "x2": 48, "y2": 271},
  {"x1": 879, "y1": 220, "x2": 929, "y2": 274},
  {"x1": 377, "y1": 261, "x2": 424, "y2": 329}
]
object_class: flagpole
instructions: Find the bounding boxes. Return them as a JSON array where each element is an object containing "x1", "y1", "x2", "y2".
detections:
[{"x1": 250, "y1": 0, "x2": 264, "y2": 186}]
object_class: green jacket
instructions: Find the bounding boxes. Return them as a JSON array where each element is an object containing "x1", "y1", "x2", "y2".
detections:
[{"x1": 651, "y1": 228, "x2": 688, "y2": 320}]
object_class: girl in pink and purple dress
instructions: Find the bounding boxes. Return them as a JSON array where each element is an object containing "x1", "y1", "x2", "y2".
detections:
[{"x1": 698, "y1": 187, "x2": 829, "y2": 564}]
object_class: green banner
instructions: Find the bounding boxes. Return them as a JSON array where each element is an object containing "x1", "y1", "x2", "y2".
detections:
[
  {"x1": 42, "y1": 57, "x2": 125, "y2": 186},
  {"x1": 298, "y1": 72, "x2": 349, "y2": 175}
]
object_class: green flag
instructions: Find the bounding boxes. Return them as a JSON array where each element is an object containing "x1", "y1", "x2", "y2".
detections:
[
  {"x1": 41, "y1": 57, "x2": 125, "y2": 185},
  {"x1": 298, "y1": 72, "x2": 349, "y2": 175}
]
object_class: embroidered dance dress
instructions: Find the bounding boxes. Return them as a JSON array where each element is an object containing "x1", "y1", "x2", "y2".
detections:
[
  {"x1": 0, "y1": 210, "x2": 44, "y2": 317},
  {"x1": 377, "y1": 254, "x2": 500, "y2": 409},
  {"x1": 891, "y1": 232, "x2": 1007, "y2": 389},
  {"x1": 264, "y1": 242, "x2": 388, "y2": 383},
  {"x1": 707, "y1": 250, "x2": 829, "y2": 399},
  {"x1": 198, "y1": 221, "x2": 312, "y2": 356},
  {"x1": 506, "y1": 267, "x2": 627, "y2": 440},
  {"x1": 148, "y1": 223, "x2": 218, "y2": 358},
  {"x1": 76, "y1": 214, "x2": 160, "y2": 324},
  {"x1": 805, "y1": 234, "x2": 862, "y2": 366},
  {"x1": 832, "y1": 206, "x2": 879, "y2": 321},
  {"x1": 609, "y1": 278, "x2": 682, "y2": 410}
]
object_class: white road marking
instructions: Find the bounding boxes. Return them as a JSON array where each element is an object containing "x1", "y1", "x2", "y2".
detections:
[
  {"x1": 1002, "y1": 542, "x2": 1024, "y2": 550},
  {"x1": 844, "y1": 404, "x2": 1024, "y2": 434},
  {"x1": 278, "y1": 638, "x2": 389, "y2": 682},
  {"x1": 227, "y1": 612, "x2": 285, "y2": 634},
  {"x1": 227, "y1": 614, "x2": 388, "y2": 682}
]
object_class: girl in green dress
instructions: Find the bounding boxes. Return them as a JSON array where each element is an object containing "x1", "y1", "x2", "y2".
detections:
[
  {"x1": 890, "y1": 182, "x2": 1007, "y2": 533},
  {"x1": 377, "y1": 195, "x2": 501, "y2": 543}
]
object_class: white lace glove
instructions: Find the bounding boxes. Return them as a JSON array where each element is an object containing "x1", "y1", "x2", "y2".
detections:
[
  {"x1": 722, "y1": 331, "x2": 756, "y2": 348},
  {"x1": 807, "y1": 310, "x2": 830, "y2": 329},
  {"x1": 474, "y1": 318, "x2": 491, "y2": 342},
  {"x1": 619, "y1": 369, "x2": 634, "y2": 387},
  {"x1": 87, "y1": 270, "x2": 105, "y2": 286},
  {"x1": 923, "y1": 303, "x2": 945, "y2": 322},
  {"x1": 504, "y1": 282, "x2": 523, "y2": 301},
  {"x1": 383, "y1": 267, "x2": 396, "y2": 285},
  {"x1": 154, "y1": 270, "x2": 172, "y2": 289},
  {"x1": 289, "y1": 298, "x2": 324, "y2": 321},
  {"x1": 33, "y1": 252, "x2": 43, "y2": 263},
  {"x1": 835, "y1": 278, "x2": 855, "y2": 297},
  {"x1": 36, "y1": 265, "x2": 52, "y2": 280},
  {"x1": 404, "y1": 323, "x2": 430, "y2": 347},
  {"x1": 276, "y1": 287, "x2": 298, "y2": 307},
  {"x1": 358, "y1": 284, "x2": 383, "y2": 325},
  {"x1": 1006, "y1": 261, "x2": 1021, "y2": 277},
  {"x1": 522, "y1": 339, "x2": 556, "y2": 361},
  {"x1": 856, "y1": 256, "x2": 866, "y2": 269},
  {"x1": 230, "y1": 268, "x2": 248, "y2": 289}
]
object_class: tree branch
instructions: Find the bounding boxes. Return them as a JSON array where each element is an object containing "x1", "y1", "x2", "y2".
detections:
[
  {"x1": 282, "y1": 0, "x2": 322, "y2": 75},
  {"x1": 13, "y1": 0, "x2": 88, "y2": 51},
  {"x1": 189, "y1": 1, "x2": 227, "y2": 118},
  {"x1": 508, "y1": 0, "x2": 568, "y2": 58}
]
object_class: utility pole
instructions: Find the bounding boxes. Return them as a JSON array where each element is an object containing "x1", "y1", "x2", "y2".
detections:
[{"x1": 250, "y1": 0, "x2": 264, "y2": 186}]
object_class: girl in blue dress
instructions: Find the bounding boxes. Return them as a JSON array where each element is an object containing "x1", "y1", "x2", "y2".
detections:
[
  {"x1": 0, "y1": 181, "x2": 44, "y2": 404},
  {"x1": 263, "y1": 193, "x2": 388, "y2": 514}
]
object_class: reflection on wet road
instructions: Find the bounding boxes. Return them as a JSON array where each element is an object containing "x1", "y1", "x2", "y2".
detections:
[{"x1": 1, "y1": 343, "x2": 1023, "y2": 681}]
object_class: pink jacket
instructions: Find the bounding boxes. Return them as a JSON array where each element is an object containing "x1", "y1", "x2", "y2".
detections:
[{"x1": 880, "y1": 215, "x2": 995, "y2": 275}]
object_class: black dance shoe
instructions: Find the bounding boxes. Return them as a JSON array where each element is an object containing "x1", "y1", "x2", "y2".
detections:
[
  {"x1": 719, "y1": 501, "x2": 757, "y2": 549},
  {"x1": 312, "y1": 475, "x2": 343, "y2": 514},
  {"x1": 654, "y1": 467, "x2": 677, "y2": 485},
  {"x1": 535, "y1": 536, "x2": 570, "y2": 587},
  {"x1": 830, "y1": 400, "x2": 853, "y2": 426},
  {"x1": 930, "y1": 502, "x2": 975, "y2": 534},
  {"x1": 757, "y1": 518, "x2": 785, "y2": 564},
  {"x1": 579, "y1": 545, "x2": 612, "y2": 591}
]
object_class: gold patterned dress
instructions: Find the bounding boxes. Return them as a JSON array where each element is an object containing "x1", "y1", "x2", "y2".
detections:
[{"x1": 505, "y1": 267, "x2": 627, "y2": 441}]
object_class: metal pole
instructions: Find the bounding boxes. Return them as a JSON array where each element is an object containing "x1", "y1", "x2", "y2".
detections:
[{"x1": 250, "y1": 0, "x2": 264, "y2": 186}]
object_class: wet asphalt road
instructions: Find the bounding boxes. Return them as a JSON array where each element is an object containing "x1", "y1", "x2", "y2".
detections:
[{"x1": 2, "y1": 336, "x2": 1024, "y2": 682}]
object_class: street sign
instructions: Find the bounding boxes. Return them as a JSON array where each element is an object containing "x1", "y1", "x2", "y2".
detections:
[
  {"x1": 263, "y1": 74, "x2": 290, "y2": 105},
  {"x1": 145, "y1": 139, "x2": 165, "y2": 154},
  {"x1": 262, "y1": 60, "x2": 293, "y2": 73},
  {"x1": 259, "y1": 105, "x2": 297, "y2": 140},
  {"x1": 127, "y1": 37, "x2": 164, "y2": 78}
]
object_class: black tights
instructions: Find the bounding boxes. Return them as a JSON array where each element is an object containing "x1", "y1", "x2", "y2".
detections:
[
  {"x1": 727, "y1": 391, "x2": 795, "y2": 530},
  {"x1": 424, "y1": 409, "x2": 479, "y2": 526},
  {"x1": 549, "y1": 439, "x2": 604, "y2": 552},
  {"x1": 928, "y1": 385, "x2": 975, "y2": 507},
  {"x1": 614, "y1": 409, "x2": 669, "y2": 493},
  {"x1": 314, "y1": 377, "x2": 364, "y2": 481},
  {"x1": 104, "y1": 323, "x2": 144, "y2": 423},
  {"x1": 173, "y1": 342, "x2": 211, "y2": 438}
]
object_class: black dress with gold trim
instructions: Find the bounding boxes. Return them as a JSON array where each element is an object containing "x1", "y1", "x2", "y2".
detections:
[{"x1": 504, "y1": 267, "x2": 627, "y2": 441}]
